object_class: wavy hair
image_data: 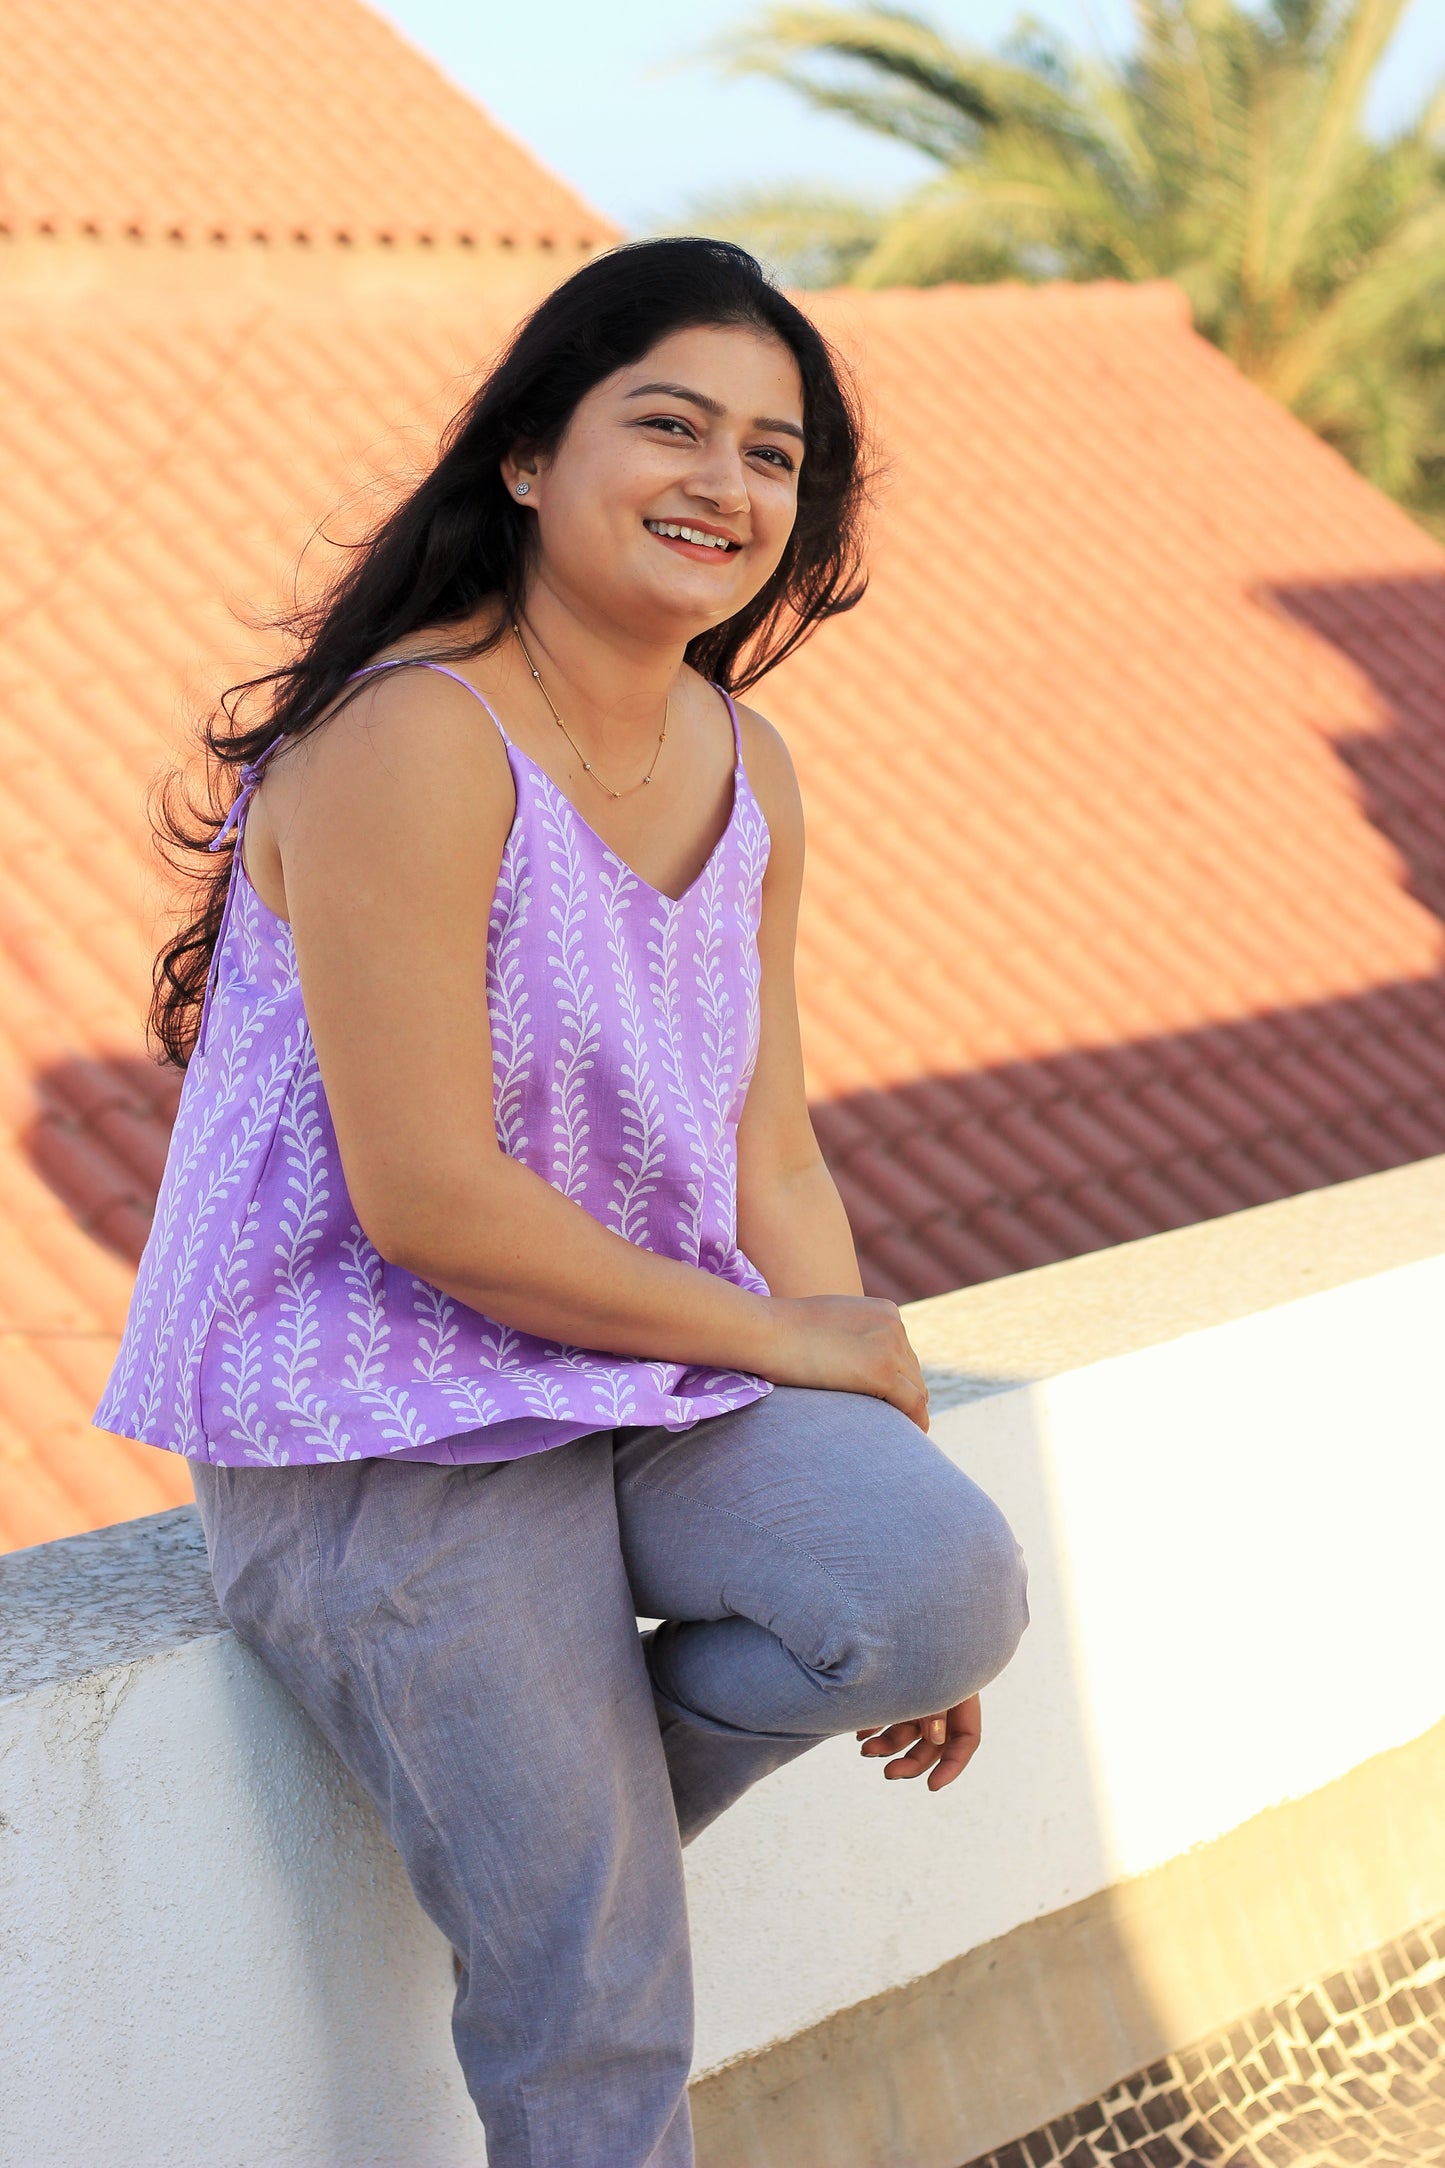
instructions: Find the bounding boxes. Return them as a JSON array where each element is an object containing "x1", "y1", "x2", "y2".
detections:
[{"x1": 151, "y1": 236, "x2": 870, "y2": 1064}]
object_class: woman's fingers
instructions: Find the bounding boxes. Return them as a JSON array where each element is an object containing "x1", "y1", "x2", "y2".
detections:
[
  {"x1": 856, "y1": 1718, "x2": 930, "y2": 1755},
  {"x1": 769, "y1": 1294, "x2": 930, "y2": 1432},
  {"x1": 927, "y1": 1695, "x2": 982, "y2": 1790},
  {"x1": 857, "y1": 1716, "x2": 944, "y2": 1780},
  {"x1": 857, "y1": 1696, "x2": 983, "y2": 1789},
  {"x1": 869, "y1": 1307, "x2": 929, "y2": 1431},
  {"x1": 890, "y1": 1346, "x2": 930, "y2": 1433}
]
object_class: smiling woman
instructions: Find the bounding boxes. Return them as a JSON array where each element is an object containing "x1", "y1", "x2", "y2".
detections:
[{"x1": 94, "y1": 239, "x2": 1028, "y2": 2165}]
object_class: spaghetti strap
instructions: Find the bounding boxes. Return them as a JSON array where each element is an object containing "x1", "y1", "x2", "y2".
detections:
[
  {"x1": 198, "y1": 659, "x2": 510, "y2": 1055},
  {"x1": 207, "y1": 736, "x2": 286, "y2": 856},
  {"x1": 716, "y1": 684, "x2": 743, "y2": 764},
  {"x1": 219, "y1": 659, "x2": 511, "y2": 846},
  {"x1": 347, "y1": 658, "x2": 511, "y2": 745},
  {"x1": 200, "y1": 744, "x2": 290, "y2": 1054},
  {"x1": 207, "y1": 662, "x2": 508, "y2": 863}
]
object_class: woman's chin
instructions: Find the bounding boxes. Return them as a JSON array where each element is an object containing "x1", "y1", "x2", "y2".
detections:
[
  {"x1": 617, "y1": 577, "x2": 749, "y2": 643},
  {"x1": 657, "y1": 554, "x2": 763, "y2": 616}
]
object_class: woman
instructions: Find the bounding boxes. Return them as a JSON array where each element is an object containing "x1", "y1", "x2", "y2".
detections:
[{"x1": 97, "y1": 238, "x2": 1028, "y2": 2165}]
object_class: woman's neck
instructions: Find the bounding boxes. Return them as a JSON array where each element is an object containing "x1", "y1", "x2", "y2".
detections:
[{"x1": 511, "y1": 580, "x2": 691, "y2": 763}]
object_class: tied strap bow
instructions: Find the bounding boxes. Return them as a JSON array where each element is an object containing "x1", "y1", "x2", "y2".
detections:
[{"x1": 208, "y1": 755, "x2": 274, "y2": 854}]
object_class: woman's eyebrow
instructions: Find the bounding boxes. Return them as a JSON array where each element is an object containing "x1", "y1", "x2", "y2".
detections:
[{"x1": 624, "y1": 381, "x2": 806, "y2": 444}]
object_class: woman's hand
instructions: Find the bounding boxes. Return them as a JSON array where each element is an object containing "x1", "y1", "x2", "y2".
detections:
[
  {"x1": 857, "y1": 1694, "x2": 982, "y2": 1791},
  {"x1": 763, "y1": 1294, "x2": 929, "y2": 1431}
]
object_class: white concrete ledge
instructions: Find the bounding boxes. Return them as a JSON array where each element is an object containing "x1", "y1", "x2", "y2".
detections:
[
  {"x1": 0, "y1": 1512, "x2": 482, "y2": 2166},
  {"x1": 0, "y1": 1505, "x2": 222, "y2": 1696},
  {"x1": 4, "y1": 1159, "x2": 1445, "y2": 2166},
  {"x1": 908, "y1": 1151, "x2": 1445, "y2": 1406}
]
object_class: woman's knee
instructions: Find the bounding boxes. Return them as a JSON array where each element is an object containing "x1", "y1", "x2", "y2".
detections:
[{"x1": 856, "y1": 1470, "x2": 1029, "y2": 1718}]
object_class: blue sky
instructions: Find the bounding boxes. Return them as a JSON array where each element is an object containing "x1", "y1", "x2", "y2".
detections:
[{"x1": 375, "y1": 0, "x2": 1445, "y2": 231}]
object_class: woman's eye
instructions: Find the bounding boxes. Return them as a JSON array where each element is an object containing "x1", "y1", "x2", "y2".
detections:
[
  {"x1": 751, "y1": 446, "x2": 795, "y2": 473},
  {"x1": 644, "y1": 416, "x2": 695, "y2": 438}
]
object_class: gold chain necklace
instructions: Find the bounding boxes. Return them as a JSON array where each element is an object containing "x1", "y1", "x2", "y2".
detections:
[{"x1": 512, "y1": 621, "x2": 669, "y2": 800}]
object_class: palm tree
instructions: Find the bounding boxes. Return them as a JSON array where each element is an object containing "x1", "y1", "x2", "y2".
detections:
[{"x1": 714, "y1": 1, "x2": 1445, "y2": 521}]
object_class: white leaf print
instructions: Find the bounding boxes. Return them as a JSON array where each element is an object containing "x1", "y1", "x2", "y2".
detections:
[
  {"x1": 271, "y1": 1051, "x2": 356, "y2": 1460},
  {"x1": 599, "y1": 854, "x2": 668, "y2": 1246},
  {"x1": 125, "y1": 1014, "x2": 303, "y2": 1441},
  {"x1": 588, "y1": 1368, "x2": 638, "y2": 1425},
  {"x1": 477, "y1": 1316, "x2": 527, "y2": 1372},
  {"x1": 341, "y1": 1225, "x2": 427, "y2": 1448},
  {"x1": 536, "y1": 775, "x2": 601, "y2": 1201},
  {"x1": 440, "y1": 1375, "x2": 504, "y2": 1429},
  {"x1": 646, "y1": 902, "x2": 709, "y2": 1263},
  {"x1": 488, "y1": 829, "x2": 535, "y2": 1156},
  {"x1": 102, "y1": 878, "x2": 299, "y2": 1437},
  {"x1": 103, "y1": 719, "x2": 777, "y2": 1473},
  {"x1": 691, "y1": 854, "x2": 740, "y2": 1271},
  {"x1": 517, "y1": 1368, "x2": 574, "y2": 1421},
  {"x1": 411, "y1": 1280, "x2": 459, "y2": 1382},
  {"x1": 734, "y1": 796, "x2": 770, "y2": 1092},
  {"x1": 341, "y1": 1224, "x2": 390, "y2": 1392},
  {"x1": 212, "y1": 1205, "x2": 287, "y2": 1464}
]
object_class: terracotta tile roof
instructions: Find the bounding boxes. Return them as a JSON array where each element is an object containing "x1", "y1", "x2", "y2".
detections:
[
  {"x1": 1, "y1": 278, "x2": 1443, "y2": 1547},
  {"x1": 0, "y1": 288, "x2": 527, "y2": 1549},
  {"x1": 0, "y1": 0, "x2": 613, "y2": 246},
  {"x1": 766, "y1": 284, "x2": 1445, "y2": 1301}
]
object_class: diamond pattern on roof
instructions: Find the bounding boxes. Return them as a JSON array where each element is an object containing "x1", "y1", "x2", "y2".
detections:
[
  {"x1": 774, "y1": 286, "x2": 1445, "y2": 1300},
  {"x1": 0, "y1": 280, "x2": 1443, "y2": 1548},
  {"x1": 0, "y1": 0, "x2": 614, "y2": 245},
  {"x1": 0, "y1": 288, "x2": 526, "y2": 1549}
]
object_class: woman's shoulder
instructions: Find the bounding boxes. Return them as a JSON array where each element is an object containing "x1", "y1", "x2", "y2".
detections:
[
  {"x1": 720, "y1": 687, "x2": 804, "y2": 864},
  {"x1": 253, "y1": 633, "x2": 517, "y2": 887},
  {"x1": 298, "y1": 632, "x2": 512, "y2": 772}
]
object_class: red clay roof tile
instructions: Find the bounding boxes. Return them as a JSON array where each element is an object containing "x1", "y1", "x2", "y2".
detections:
[
  {"x1": 0, "y1": 155, "x2": 1444, "y2": 1549},
  {"x1": 0, "y1": 0, "x2": 614, "y2": 248},
  {"x1": 779, "y1": 279, "x2": 1445, "y2": 1292}
]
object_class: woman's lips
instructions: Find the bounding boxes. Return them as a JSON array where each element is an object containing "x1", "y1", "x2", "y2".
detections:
[{"x1": 643, "y1": 518, "x2": 741, "y2": 561}]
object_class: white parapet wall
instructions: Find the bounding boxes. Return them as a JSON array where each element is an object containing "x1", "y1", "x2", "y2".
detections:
[{"x1": 3, "y1": 1158, "x2": 1445, "y2": 2168}]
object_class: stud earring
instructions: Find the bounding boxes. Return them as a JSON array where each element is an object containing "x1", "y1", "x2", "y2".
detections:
[{"x1": 515, "y1": 482, "x2": 531, "y2": 497}]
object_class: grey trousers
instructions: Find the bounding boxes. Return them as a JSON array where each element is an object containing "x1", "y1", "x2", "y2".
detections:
[{"x1": 193, "y1": 1385, "x2": 1028, "y2": 2168}]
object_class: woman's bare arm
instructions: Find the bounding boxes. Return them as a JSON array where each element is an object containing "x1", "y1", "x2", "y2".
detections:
[
  {"x1": 733, "y1": 709, "x2": 865, "y2": 1300},
  {"x1": 259, "y1": 671, "x2": 925, "y2": 1420}
]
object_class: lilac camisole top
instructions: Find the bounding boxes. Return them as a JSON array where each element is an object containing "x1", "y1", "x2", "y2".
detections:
[{"x1": 95, "y1": 661, "x2": 774, "y2": 1466}]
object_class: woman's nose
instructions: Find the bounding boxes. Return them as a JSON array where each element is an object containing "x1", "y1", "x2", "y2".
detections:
[{"x1": 687, "y1": 445, "x2": 749, "y2": 516}]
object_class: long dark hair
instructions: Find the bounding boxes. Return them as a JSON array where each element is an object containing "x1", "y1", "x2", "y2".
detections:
[{"x1": 150, "y1": 237, "x2": 870, "y2": 1065}]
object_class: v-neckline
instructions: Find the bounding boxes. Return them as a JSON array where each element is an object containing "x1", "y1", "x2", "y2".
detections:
[{"x1": 506, "y1": 740, "x2": 743, "y2": 911}]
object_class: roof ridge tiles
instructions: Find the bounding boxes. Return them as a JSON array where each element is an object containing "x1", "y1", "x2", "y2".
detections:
[{"x1": 0, "y1": 0, "x2": 617, "y2": 252}]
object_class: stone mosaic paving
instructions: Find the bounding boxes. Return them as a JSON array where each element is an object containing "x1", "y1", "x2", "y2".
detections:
[{"x1": 964, "y1": 1911, "x2": 1445, "y2": 2168}]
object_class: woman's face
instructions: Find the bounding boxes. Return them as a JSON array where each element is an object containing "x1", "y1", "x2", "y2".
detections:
[{"x1": 506, "y1": 323, "x2": 806, "y2": 642}]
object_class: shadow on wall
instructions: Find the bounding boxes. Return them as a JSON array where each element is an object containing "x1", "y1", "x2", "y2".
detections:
[
  {"x1": 688, "y1": 1380, "x2": 1140, "y2": 2167},
  {"x1": 1277, "y1": 574, "x2": 1445, "y2": 928},
  {"x1": 20, "y1": 587, "x2": 1445, "y2": 1315},
  {"x1": 816, "y1": 973, "x2": 1445, "y2": 1304},
  {"x1": 9, "y1": 588, "x2": 1439, "y2": 2160},
  {"x1": 815, "y1": 573, "x2": 1445, "y2": 1306}
]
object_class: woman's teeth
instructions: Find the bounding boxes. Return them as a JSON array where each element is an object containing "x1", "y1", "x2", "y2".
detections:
[{"x1": 645, "y1": 521, "x2": 735, "y2": 550}]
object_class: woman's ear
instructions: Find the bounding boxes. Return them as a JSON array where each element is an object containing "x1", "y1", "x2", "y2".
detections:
[{"x1": 501, "y1": 444, "x2": 543, "y2": 505}]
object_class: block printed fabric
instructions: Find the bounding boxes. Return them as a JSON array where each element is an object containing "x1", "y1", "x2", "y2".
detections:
[{"x1": 95, "y1": 679, "x2": 774, "y2": 1464}]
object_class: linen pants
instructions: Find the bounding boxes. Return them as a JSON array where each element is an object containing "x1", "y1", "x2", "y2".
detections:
[{"x1": 192, "y1": 1385, "x2": 1029, "y2": 2168}]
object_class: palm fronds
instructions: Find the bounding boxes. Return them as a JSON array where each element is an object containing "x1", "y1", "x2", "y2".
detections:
[
  {"x1": 717, "y1": 0, "x2": 1445, "y2": 527},
  {"x1": 666, "y1": 186, "x2": 885, "y2": 288}
]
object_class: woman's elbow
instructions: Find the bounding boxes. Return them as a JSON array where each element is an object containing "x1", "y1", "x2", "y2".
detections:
[
  {"x1": 348, "y1": 1189, "x2": 425, "y2": 1273},
  {"x1": 348, "y1": 1163, "x2": 498, "y2": 1281}
]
